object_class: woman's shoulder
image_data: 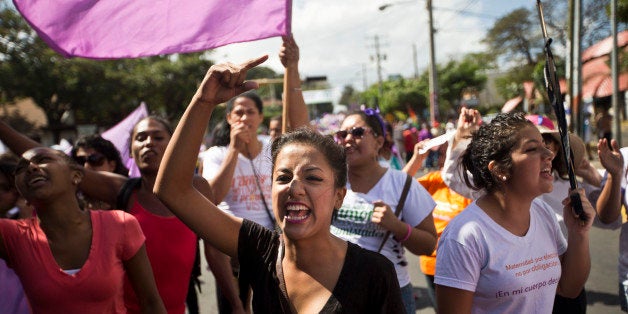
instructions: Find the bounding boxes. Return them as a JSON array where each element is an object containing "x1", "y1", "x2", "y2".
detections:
[
  {"x1": 380, "y1": 168, "x2": 413, "y2": 187},
  {"x1": 91, "y1": 209, "x2": 139, "y2": 229},
  {"x1": 0, "y1": 217, "x2": 35, "y2": 231},
  {"x1": 440, "y1": 202, "x2": 486, "y2": 237},
  {"x1": 531, "y1": 198, "x2": 561, "y2": 222},
  {"x1": 239, "y1": 219, "x2": 279, "y2": 250}
]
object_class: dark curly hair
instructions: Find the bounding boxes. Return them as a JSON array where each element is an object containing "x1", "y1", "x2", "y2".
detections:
[
  {"x1": 271, "y1": 127, "x2": 347, "y2": 189},
  {"x1": 72, "y1": 135, "x2": 128, "y2": 176},
  {"x1": 461, "y1": 112, "x2": 534, "y2": 193}
]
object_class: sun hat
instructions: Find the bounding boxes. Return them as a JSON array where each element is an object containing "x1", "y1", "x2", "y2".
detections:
[
  {"x1": 525, "y1": 114, "x2": 555, "y2": 130},
  {"x1": 526, "y1": 115, "x2": 586, "y2": 168}
]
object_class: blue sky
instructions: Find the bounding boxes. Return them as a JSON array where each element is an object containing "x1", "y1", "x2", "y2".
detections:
[{"x1": 210, "y1": 0, "x2": 535, "y2": 92}]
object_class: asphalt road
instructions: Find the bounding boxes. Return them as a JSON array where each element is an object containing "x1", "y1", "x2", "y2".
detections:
[
  {"x1": 193, "y1": 223, "x2": 623, "y2": 314},
  {"x1": 193, "y1": 122, "x2": 628, "y2": 313}
]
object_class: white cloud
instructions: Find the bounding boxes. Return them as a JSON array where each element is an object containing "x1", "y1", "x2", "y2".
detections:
[{"x1": 212, "y1": 0, "x2": 534, "y2": 91}]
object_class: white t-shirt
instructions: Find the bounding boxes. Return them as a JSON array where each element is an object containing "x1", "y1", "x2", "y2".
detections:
[
  {"x1": 200, "y1": 136, "x2": 274, "y2": 230},
  {"x1": 331, "y1": 168, "x2": 436, "y2": 287},
  {"x1": 435, "y1": 199, "x2": 567, "y2": 314}
]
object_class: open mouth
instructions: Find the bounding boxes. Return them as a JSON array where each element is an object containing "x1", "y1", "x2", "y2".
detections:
[
  {"x1": 27, "y1": 175, "x2": 47, "y2": 187},
  {"x1": 540, "y1": 167, "x2": 552, "y2": 178},
  {"x1": 285, "y1": 203, "x2": 311, "y2": 223}
]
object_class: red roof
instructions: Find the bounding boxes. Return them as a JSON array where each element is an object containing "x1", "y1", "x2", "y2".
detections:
[
  {"x1": 581, "y1": 54, "x2": 628, "y2": 98},
  {"x1": 581, "y1": 30, "x2": 628, "y2": 63},
  {"x1": 582, "y1": 72, "x2": 628, "y2": 99}
]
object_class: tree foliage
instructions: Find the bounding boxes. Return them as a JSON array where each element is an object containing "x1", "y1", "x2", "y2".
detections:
[
  {"x1": 483, "y1": 8, "x2": 541, "y2": 67},
  {"x1": 358, "y1": 53, "x2": 489, "y2": 122},
  {"x1": 483, "y1": 0, "x2": 623, "y2": 103}
]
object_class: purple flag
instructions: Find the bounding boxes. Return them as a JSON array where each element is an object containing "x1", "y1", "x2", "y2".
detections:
[
  {"x1": 102, "y1": 102, "x2": 148, "y2": 177},
  {"x1": 13, "y1": 0, "x2": 292, "y2": 59}
]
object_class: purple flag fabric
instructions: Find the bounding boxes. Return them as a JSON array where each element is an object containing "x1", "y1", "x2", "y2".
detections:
[
  {"x1": 13, "y1": 0, "x2": 292, "y2": 59},
  {"x1": 102, "y1": 102, "x2": 148, "y2": 177}
]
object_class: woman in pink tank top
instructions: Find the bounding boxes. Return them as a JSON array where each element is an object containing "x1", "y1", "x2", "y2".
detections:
[{"x1": 0, "y1": 147, "x2": 165, "y2": 313}]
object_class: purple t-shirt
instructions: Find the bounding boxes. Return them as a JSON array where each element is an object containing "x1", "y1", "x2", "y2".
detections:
[
  {"x1": 0, "y1": 259, "x2": 29, "y2": 314},
  {"x1": 418, "y1": 128, "x2": 432, "y2": 141}
]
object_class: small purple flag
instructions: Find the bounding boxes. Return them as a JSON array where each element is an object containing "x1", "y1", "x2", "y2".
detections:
[
  {"x1": 102, "y1": 102, "x2": 148, "y2": 177},
  {"x1": 13, "y1": 0, "x2": 292, "y2": 59}
]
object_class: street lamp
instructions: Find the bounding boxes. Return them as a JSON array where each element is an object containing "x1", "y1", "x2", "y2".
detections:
[
  {"x1": 378, "y1": 0, "x2": 415, "y2": 11},
  {"x1": 380, "y1": 0, "x2": 439, "y2": 125}
]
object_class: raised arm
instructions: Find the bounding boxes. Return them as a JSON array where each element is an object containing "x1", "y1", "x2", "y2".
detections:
[
  {"x1": 595, "y1": 139, "x2": 625, "y2": 224},
  {"x1": 574, "y1": 158, "x2": 602, "y2": 187},
  {"x1": 0, "y1": 119, "x2": 127, "y2": 207},
  {"x1": 280, "y1": 35, "x2": 310, "y2": 130},
  {"x1": 440, "y1": 108, "x2": 482, "y2": 200},
  {"x1": 0, "y1": 120, "x2": 40, "y2": 155},
  {"x1": 402, "y1": 140, "x2": 429, "y2": 176},
  {"x1": 204, "y1": 124, "x2": 250, "y2": 204},
  {"x1": 154, "y1": 56, "x2": 268, "y2": 257}
]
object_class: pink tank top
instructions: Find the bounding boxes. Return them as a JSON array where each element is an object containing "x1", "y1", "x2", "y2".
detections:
[{"x1": 124, "y1": 197, "x2": 197, "y2": 314}]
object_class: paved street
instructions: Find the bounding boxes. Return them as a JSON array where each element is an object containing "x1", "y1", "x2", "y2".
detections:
[
  {"x1": 195, "y1": 226, "x2": 622, "y2": 314},
  {"x1": 193, "y1": 121, "x2": 628, "y2": 313}
]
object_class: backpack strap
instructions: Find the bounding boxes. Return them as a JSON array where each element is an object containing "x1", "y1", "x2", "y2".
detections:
[
  {"x1": 116, "y1": 177, "x2": 142, "y2": 211},
  {"x1": 377, "y1": 174, "x2": 413, "y2": 253}
]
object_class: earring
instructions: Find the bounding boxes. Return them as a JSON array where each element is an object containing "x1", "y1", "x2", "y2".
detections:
[{"x1": 501, "y1": 176, "x2": 507, "y2": 181}]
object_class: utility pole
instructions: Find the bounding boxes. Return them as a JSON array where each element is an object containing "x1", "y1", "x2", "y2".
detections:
[
  {"x1": 611, "y1": 0, "x2": 622, "y2": 145},
  {"x1": 427, "y1": 0, "x2": 439, "y2": 124},
  {"x1": 566, "y1": 0, "x2": 573, "y2": 125},
  {"x1": 571, "y1": 0, "x2": 583, "y2": 136},
  {"x1": 362, "y1": 63, "x2": 368, "y2": 91},
  {"x1": 371, "y1": 35, "x2": 386, "y2": 102},
  {"x1": 412, "y1": 43, "x2": 419, "y2": 79}
]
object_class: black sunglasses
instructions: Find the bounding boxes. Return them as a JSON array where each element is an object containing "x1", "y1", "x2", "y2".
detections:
[
  {"x1": 74, "y1": 153, "x2": 106, "y2": 167},
  {"x1": 335, "y1": 127, "x2": 372, "y2": 141}
]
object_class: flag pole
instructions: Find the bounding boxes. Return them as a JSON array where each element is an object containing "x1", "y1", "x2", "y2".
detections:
[
  {"x1": 281, "y1": 1, "x2": 294, "y2": 134},
  {"x1": 282, "y1": 66, "x2": 290, "y2": 134}
]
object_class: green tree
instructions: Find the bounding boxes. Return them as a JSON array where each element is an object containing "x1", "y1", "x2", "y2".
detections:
[
  {"x1": 339, "y1": 85, "x2": 359, "y2": 105},
  {"x1": 438, "y1": 53, "x2": 490, "y2": 109},
  {"x1": 619, "y1": 0, "x2": 628, "y2": 24},
  {"x1": 359, "y1": 53, "x2": 489, "y2": 122},
  {"x1": 483, "y1": 8, "x2": 541, "y2": 67}
]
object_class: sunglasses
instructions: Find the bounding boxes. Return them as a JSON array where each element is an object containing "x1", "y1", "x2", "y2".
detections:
[
  {"x1": 74, "y1": 153, "x2": 106, "y2": 167},
  {"x1": 334, "y1": 127, "x2": 373, "y2": 141}
]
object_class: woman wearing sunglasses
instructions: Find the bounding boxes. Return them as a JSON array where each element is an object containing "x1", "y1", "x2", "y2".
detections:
[
  {"x1": 71, "y1": 135, "x2": 129, "y2": 210},
  {"x1": 330, "y1": 110, "x2": 438, "y2": 314},
  {"x1": 72, "y1": 134, "x2": 129, "y2": 176}
]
